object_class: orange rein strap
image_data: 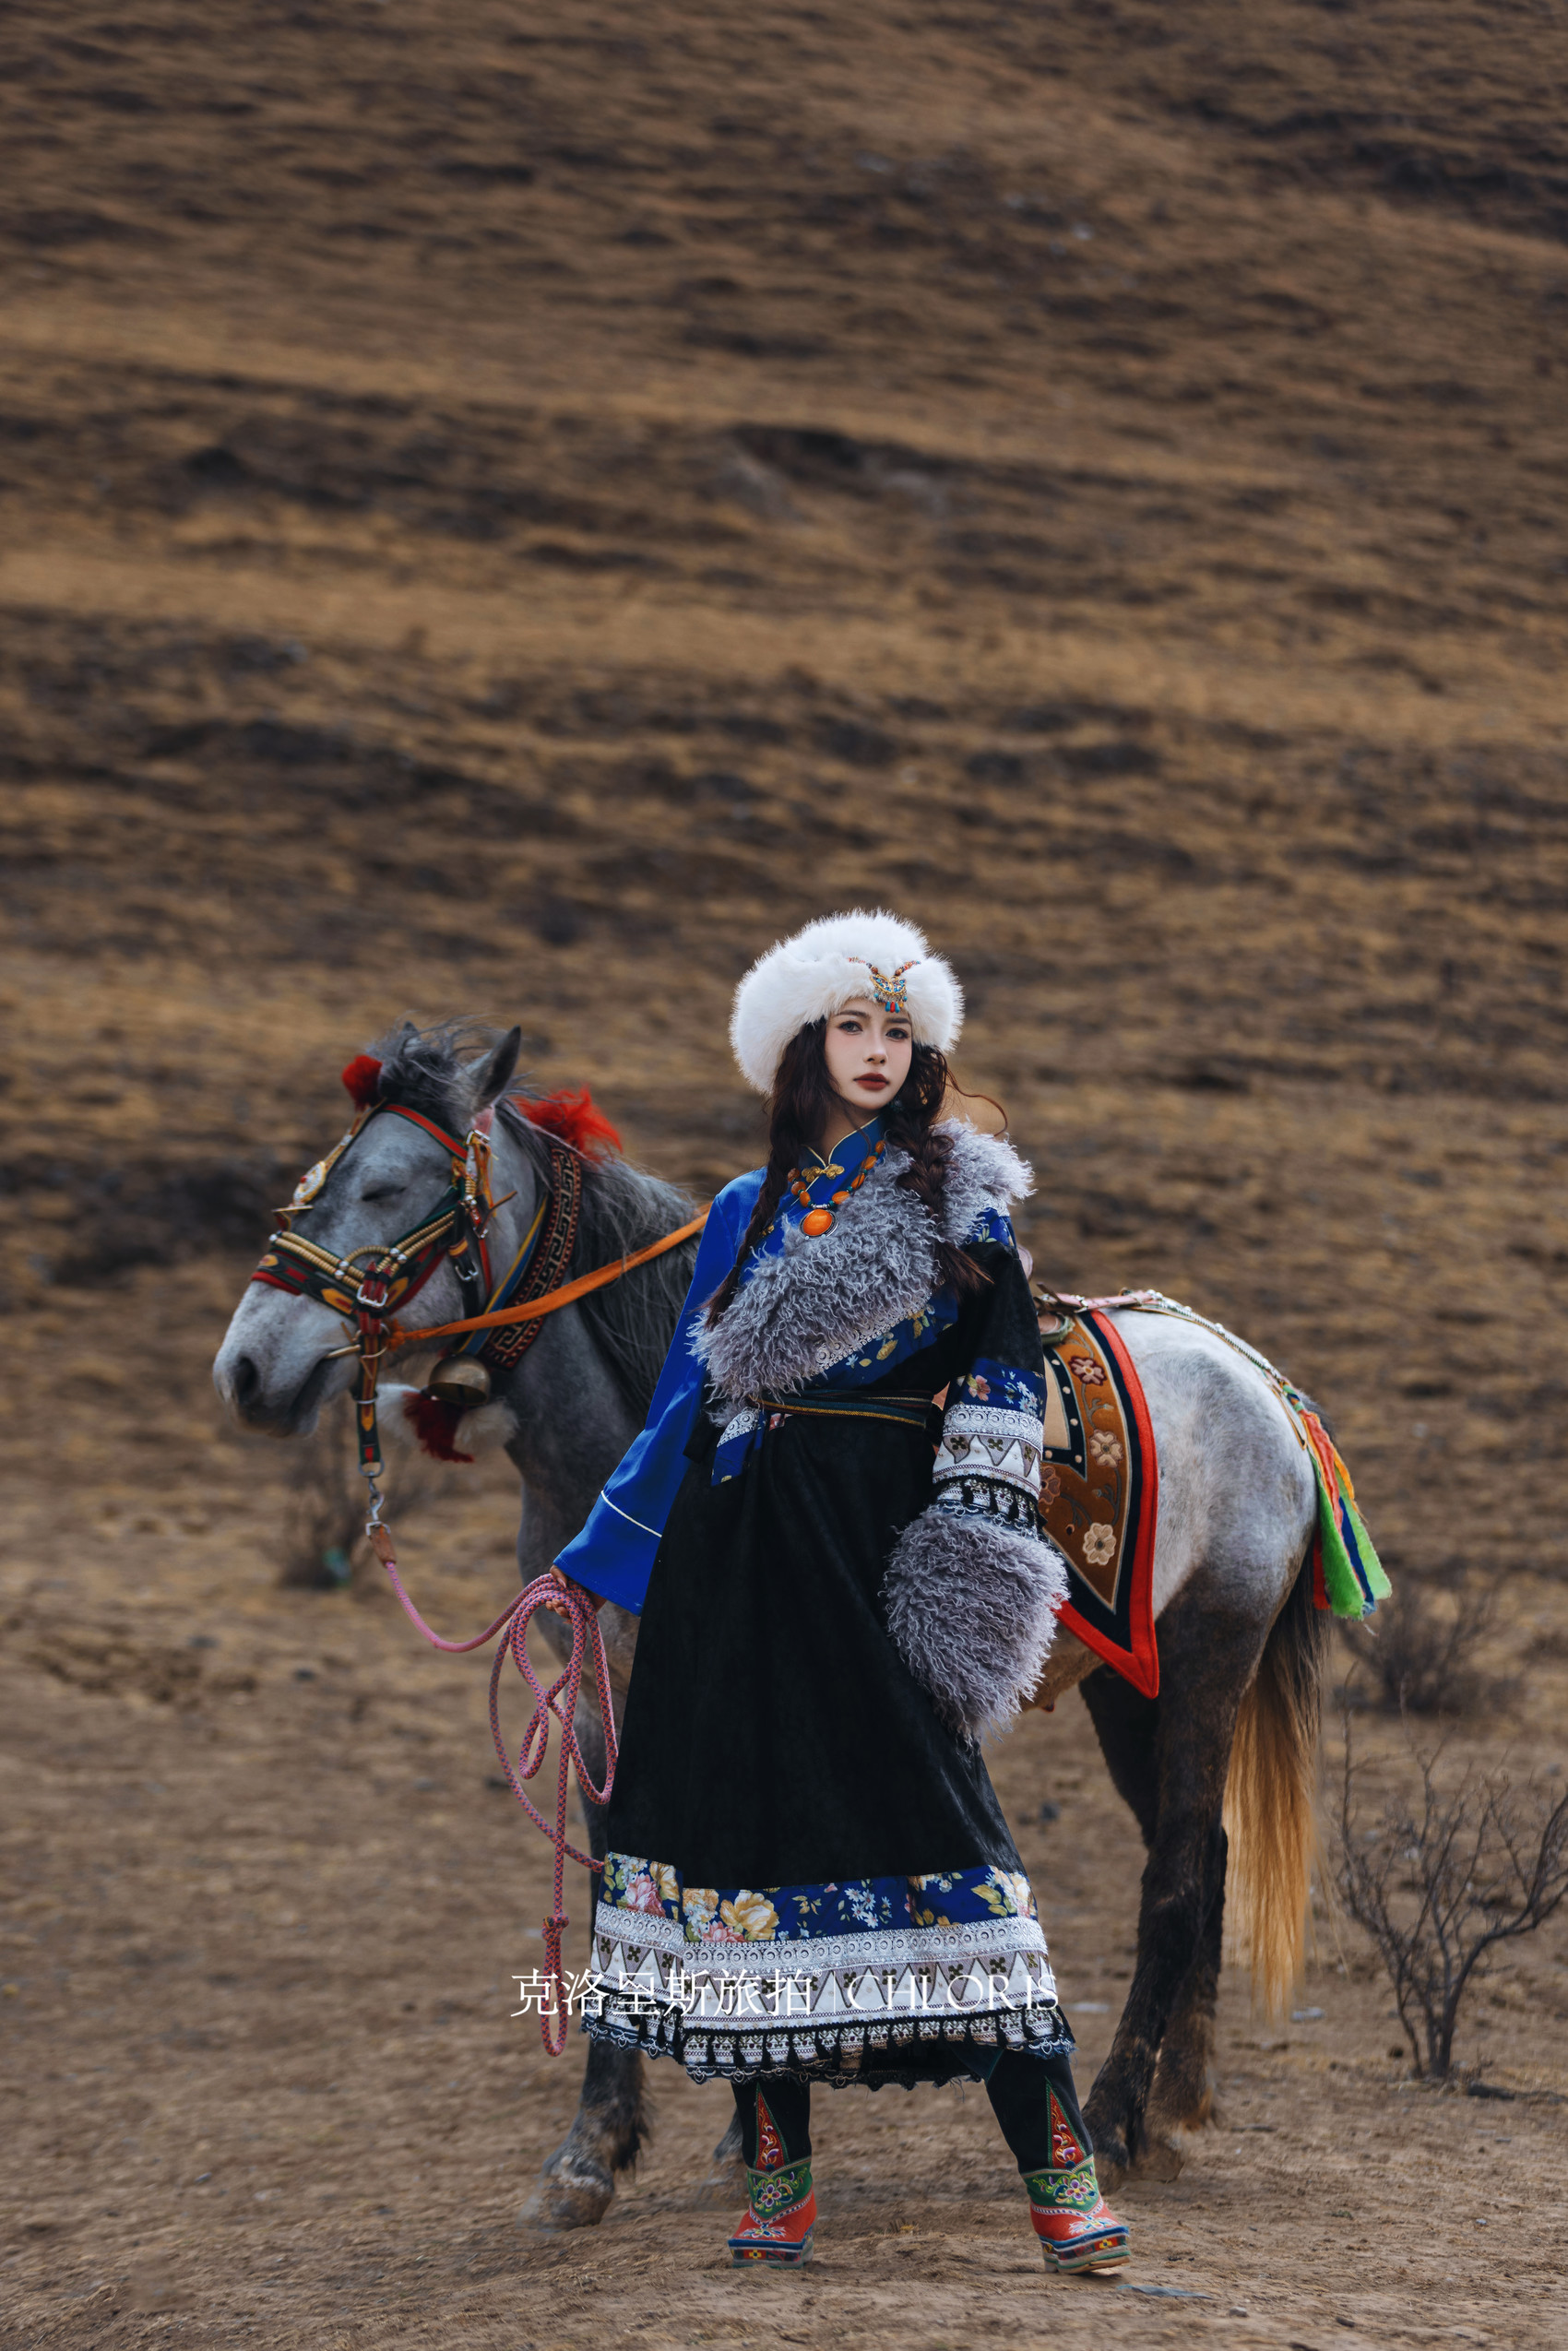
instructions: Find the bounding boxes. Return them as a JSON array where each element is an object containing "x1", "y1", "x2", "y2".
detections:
[{"x1": 386, "y1": 1206, "x2": 710, "y2": 1353}]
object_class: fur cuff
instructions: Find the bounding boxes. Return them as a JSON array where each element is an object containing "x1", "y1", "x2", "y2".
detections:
[{"x1": 883, "y1": 1505, "x2": 1069, "y2": 1743}]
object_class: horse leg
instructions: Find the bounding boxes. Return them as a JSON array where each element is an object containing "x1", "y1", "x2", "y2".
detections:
[
  {"x1": 523, "y1": 1703, "x2": 650, "y2": 2231},
  {"x1": 1076, "y1": 1666, "x2": 1179, "y2": 2182},
  {"x1": 1077, "y1": 1597, "x2": 1253, "y2": 2184},
  {"x1": 1078, "y1": 1663, "x2": 1222, "y2": 2167},
  {"x1": 527, "y1": 2030, "x2": 647, "y2": 2230},
  {"x1": 1078, "y1": 1663, "x2": 1159, "y2": 1843},
  {"x1": 1146, "y1": 1816, "x2": 1228, "y2": 2142},
  {"x1": 1143, "y1": 1550, "x2": 1326, "y2": 2142}
]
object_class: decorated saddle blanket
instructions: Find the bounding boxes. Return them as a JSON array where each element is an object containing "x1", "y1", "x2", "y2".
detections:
[
  {"x1": 1031, "y1": 1303, "x2": 1160, "y2": 1700},
  {"x1": 1031, "y1": 1288, "x2": 1390, "y2": 1704}
]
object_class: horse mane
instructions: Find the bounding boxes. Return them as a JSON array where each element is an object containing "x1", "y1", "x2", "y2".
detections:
[
  {"x1": 371, "y1": 1017, "x2": 493, "y2": 1131},
  {"x1": 501, "y1": 1100, "x2": 698, "y2": 1411},
  {"x1": 372, "y1": 1017, "x2": 698, "y2": 1413}
]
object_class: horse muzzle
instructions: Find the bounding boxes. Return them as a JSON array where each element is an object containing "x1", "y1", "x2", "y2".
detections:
[{"x1": 213, "y1": 1336, "x2": 350, "y2": 1435}]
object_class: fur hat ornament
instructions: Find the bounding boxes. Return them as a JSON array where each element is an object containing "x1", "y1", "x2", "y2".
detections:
[{"x1": 731, "y1": 908, "x2": 964, "y2": 1094}]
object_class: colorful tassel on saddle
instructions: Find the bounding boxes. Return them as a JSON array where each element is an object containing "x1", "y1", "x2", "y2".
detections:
[{"x1": 1294, "y1": 1404, "x2": 1391, "y2": 1619}]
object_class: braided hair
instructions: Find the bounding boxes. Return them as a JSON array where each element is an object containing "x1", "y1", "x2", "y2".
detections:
[{"x1": 704, "y1": 1020, "x2": 988, "y2": 1325}]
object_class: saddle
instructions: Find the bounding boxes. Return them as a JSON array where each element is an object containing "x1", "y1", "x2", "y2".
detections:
[
  {"x1": 1032, "y1": 1302, "x2": 1159, "y2": 1699},
  {"x1": 1030, "y1": 1287, "x2": 1387, "y2": 1704}
]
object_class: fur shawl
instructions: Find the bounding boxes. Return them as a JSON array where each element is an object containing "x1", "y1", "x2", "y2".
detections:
[{"x1": 695, "y1": 1122, "x2": 1032, "y2": 1407}]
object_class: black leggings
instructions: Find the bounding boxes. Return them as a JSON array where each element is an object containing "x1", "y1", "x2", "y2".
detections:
[{"x1": 731, "y1": 2048, "x2": 1092, "y2": 2175}]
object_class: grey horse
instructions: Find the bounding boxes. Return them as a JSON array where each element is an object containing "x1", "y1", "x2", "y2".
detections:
[{"x1": 214, "y1": 1019, "x2": 1326, "y2": 2215}]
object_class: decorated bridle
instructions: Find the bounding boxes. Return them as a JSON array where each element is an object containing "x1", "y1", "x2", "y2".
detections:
[
  {"x1": 252, "y1": 1059, "x2": 505, "y2": 1501},
  {"x1": 249, "y1": 1054, "x2": 706, "y2": 1527}
]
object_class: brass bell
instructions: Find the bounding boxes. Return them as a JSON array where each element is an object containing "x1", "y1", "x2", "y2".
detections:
[{"x1": 426, "y1": 1356, "x2": 493, "y2": 1410}]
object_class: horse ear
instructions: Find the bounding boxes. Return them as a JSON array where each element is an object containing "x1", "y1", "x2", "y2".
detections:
[{"x1": 471, "y1": 1025, "x2": 522, "y2": 1110}]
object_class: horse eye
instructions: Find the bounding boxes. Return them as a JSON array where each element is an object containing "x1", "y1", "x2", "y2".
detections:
[{"x1": 360, "y1": 1181, "x2": 405, "y2": 1203}]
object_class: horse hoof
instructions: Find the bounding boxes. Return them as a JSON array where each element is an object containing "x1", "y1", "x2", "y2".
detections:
[
  {"x1": 693, "y1": 2144, "x2": 748, "y2": 2205},
  {"x1": 1148, "y1": 2065, "x2": 1219, "y2": 2138},
  {"x1": 520, "y1": 2152, "x2": 614, "y2": 2232},
  {"x1": 1092, "y1": 2146, "x2": 1130, "y2": 2195},
  {"x1": 1134, "y1": 2134, "x2": 1185, "y2": 2183}
]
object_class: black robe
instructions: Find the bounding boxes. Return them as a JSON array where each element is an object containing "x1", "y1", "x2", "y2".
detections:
[{"x1": 581, "y1": 1125, "x2": 1071, "y2": 2087}]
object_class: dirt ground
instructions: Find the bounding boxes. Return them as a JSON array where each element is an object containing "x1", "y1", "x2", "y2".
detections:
[{"x1": 4, "y1": 2, "x2": 1568, "y2": 2344}]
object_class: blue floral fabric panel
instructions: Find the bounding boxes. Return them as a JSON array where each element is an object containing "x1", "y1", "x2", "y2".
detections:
[
  {"x1": 813, "y1": 1292, "x2": 960, "y2": 1386},
  {"x1": 964, "y1": 1204, "x2": 1016, "y2": 1251},
  {"x1": 951, "y1": 1358, "x2": 1048, "y2": 1416},
  {"x1": 600, "y1": 1853, "x2": 1040, "y2": 1943}
]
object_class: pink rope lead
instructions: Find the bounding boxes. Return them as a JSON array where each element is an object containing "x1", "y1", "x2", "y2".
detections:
[{"x1": 368, "y1": 1524, "x2": 617, "y2": 2057}]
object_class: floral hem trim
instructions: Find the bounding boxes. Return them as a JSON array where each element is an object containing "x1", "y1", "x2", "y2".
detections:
[
  {"x1": 596, "y1": 1854, "x2": 1045, "y2": 1946},
  {"x1": 589, "y1": 1866, "x2": 1060, "y2": 2084},
  {"x1": 592, "y1": 1906, "x2": 1055, "y2": 2009}
]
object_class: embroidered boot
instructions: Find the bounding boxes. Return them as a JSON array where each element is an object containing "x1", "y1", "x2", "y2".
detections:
[
  {"x1": 1023, "y1": 2089, "x2": 1128, "y2": 2274},
  {"x1": 728, "y1": 2091, "x2": 816, "y2": 2268}
]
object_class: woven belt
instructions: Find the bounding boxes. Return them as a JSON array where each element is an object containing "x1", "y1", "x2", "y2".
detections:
[{"x1": 758, "y1": 1392, "x2": 933, "y2": 1432}]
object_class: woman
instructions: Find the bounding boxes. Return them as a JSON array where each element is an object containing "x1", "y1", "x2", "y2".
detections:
[{"x1": 552, "y1": 910, "x2": 1128, "y2": 2275}]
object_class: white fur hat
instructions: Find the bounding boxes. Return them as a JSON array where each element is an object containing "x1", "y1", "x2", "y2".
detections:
[{"x1": 731, "y1": 908, "x2": 964, "y2": 1094}]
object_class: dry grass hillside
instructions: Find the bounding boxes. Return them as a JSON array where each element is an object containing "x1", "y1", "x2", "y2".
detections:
[{"x1": 3, "y1": 5, "x2": 1568, "y2": 2345}]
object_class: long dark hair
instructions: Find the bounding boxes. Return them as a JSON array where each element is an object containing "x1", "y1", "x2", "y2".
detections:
[{"x1": 705, "y1": 1022, "x2": 989, "y2": 1324}]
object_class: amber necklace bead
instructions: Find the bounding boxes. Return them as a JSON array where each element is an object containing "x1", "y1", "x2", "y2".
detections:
[{"x1": 789, "y1": 1134, "x2": 885, "y2": 1238}]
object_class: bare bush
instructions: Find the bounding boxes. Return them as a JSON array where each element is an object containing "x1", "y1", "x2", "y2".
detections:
[
  {"x1": 1336, "y1": 1721, "x2": 1568, "y2": 2080},
  {"x1": 1339, "y1": 1573, "x2": 1503, "y2": 1716}
]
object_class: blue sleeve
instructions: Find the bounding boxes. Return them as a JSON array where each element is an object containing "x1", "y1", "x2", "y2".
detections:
[{"x1": 553, "y1": 1174, "x2": 760, "y2": 1612}]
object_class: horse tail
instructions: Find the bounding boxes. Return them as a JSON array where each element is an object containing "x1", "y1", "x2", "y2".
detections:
[{"x1": 1222, "y1": 1540, "x2": 1329, "y2": 2013}]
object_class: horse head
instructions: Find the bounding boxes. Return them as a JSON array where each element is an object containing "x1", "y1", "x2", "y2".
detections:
[{"x1": 213, "y1": 1021, "x2": 531, "y2": 1435}]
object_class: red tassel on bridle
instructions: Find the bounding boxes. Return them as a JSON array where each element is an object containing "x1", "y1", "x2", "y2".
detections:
[
  {"x1": 341, "y1": 1053, "x2": 384, "y2": 1109},
  {"x1": 402, "y1": 1389, "x2": 475, "y2": 1464}
]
